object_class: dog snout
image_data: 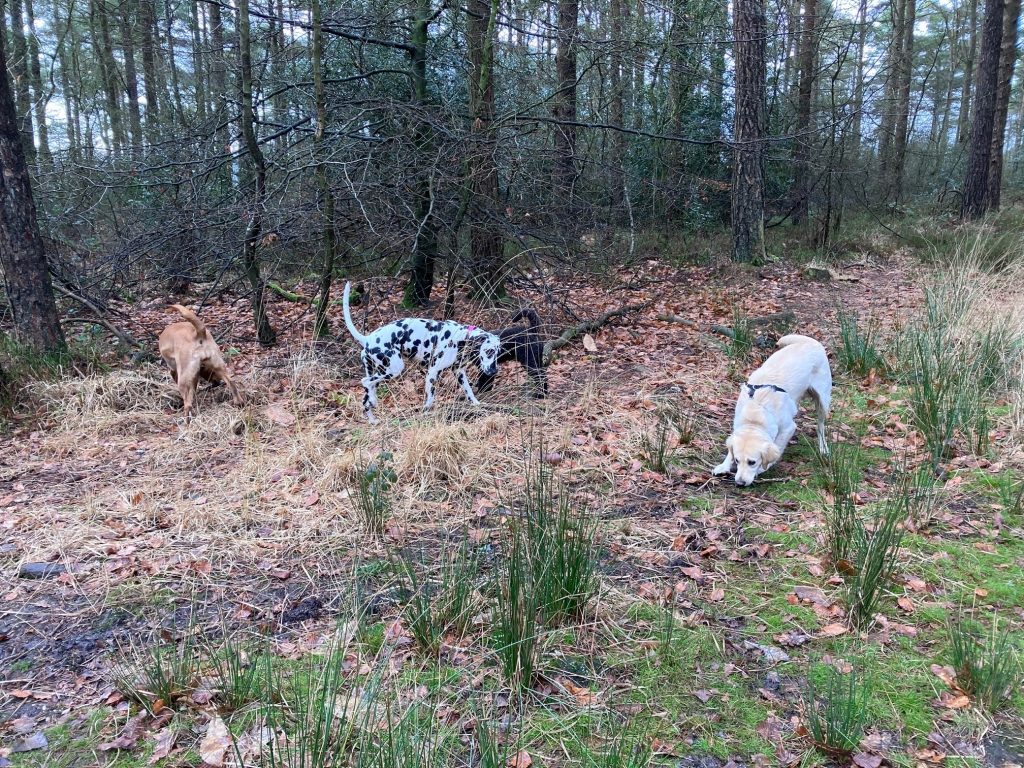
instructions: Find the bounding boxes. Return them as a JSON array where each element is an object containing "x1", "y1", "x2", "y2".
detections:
[{"x1": 484, "y1": 364, "x2": 498, "y2": 376}]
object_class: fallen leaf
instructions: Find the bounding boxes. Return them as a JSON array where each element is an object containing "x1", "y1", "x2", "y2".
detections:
[
  {"x1": 582, "y1": 334, "x2": 598, "y2": 353},
  {"x1": 507, "y1": 750, "x2": 533, "y2": 768},
  {"x1": 707, "y1": 588, "x2": 725, "y2": 602},
  {"x1": 852, "y1": 752, "x2": 882, "y2": 768},
  {"x1": 818, "y1": 623, "x2": 848, "y2": 637},
  {"x1": 679, "y1": 565, "x2": 705, "y2": 582},
  {"x1": 199, "y1": 716, "x2": 231, "y2": 766},
  {"x1": 930, "y1": 664, "x2": 957, "y2": 688},
  {"x1": 149, "y1": 728, "x2": 176, "y2": 764},
  {"x1": 11, "y1": 732, "x2": 48, "y2": 753},
  {"x1": 265, "y1": 403, "x2": 296, "y2": 427},
  {"x1": 897, "y1": 596, "x2": 915, "y2": 613},
  {"x1": 905, "y1": 577, "x2": 927, "y2": 592},
  {"x1": 694, "y1": 689, "x2": 714, "y2": 703},
  {"x1": 99, "y1": 712, "x2": 148, "y2": 752},
  {"x1": 974, "y1": 588, "x2": 988, "y2": 598}
]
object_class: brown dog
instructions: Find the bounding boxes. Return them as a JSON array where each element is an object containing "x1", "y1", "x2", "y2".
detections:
[{"x1": 158, "y1": 304, "x2": 242, "y2": 420}]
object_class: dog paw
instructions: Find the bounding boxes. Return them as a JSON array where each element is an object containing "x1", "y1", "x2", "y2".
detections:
[{"x1": 711, "y1": 464, "x2": 732, "y2": 477}]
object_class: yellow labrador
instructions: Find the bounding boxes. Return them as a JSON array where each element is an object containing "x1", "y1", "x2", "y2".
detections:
[{"x1": 713, "y1": 334, "x2": 832, "y2": 486}]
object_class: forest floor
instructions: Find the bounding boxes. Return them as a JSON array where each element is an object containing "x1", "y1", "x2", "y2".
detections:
[{"x1": 1, "y1": 212, "x2": 1023, "y2": 768}]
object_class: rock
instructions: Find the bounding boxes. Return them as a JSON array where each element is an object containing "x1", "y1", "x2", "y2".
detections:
[
  {"x1": 803, "y1": 264, "x2": 833, "y2": 281},
  {"x1": 18, "y1": 563, "x2": 66, "y2": 579}
]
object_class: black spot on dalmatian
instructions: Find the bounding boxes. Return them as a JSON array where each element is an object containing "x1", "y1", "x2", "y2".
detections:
[{"x1": 442, "y1": 330, "x2": 451, "y2": 340}]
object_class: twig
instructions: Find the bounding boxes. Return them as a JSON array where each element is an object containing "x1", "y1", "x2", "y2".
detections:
[
  {"x1": 52, "y1": 283, "x2": 145, "y2": 351},
  {"x1": 657, "y1": 310, "x2": 796, "y2": 340},
  {"x1": 542, "y1": 301, "x2": 650, "y2": 365}
]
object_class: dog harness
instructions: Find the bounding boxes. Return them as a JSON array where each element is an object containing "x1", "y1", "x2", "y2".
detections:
[{"x1": 745, "y1": 383, "x2": 787, "y2": 398}]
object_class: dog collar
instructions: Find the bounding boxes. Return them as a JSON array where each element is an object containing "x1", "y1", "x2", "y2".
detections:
[
  {"x1": 745, "y1": 383, "x2": 787, "y2": 398},
  {"x1": 466, "y1": 325, "x2": 477, "y2": 331}
]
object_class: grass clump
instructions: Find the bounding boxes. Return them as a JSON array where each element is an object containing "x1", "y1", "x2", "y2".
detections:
[
  {"x1": 727, "y1": 308, "x2": 753, "y2": 362},
  {"x1": 948, "y1": 618, "x2": 1022, "y2": 711},
  {"x1": 638, "y1": 417, "x2": 675, "y2": 473},
  {"x1": 207, "y1": 629, "x2": 269, "y2": 713},
  {"x1": 815, "y1": 441, "x2": 862, "y2": 569},
  {"x1": 837, "y1": 309, "x2": 887, "y2": 377},
  {"x1": 803, "y1": 665, "x2": 872, "y2": 756},
  {"x1": 114, "y1": 635, "x2": 201, "y2": 714},
  {"x1": 393, "y1": 540, "x2": 480, "y2": 653},
  {"x1": 521, "y1": 458, "x2": 600, "y2": 626},
  {"x1": 492, "y1": 528, "x2": 542, "y2": 691},
  {"x1": 355, "y1": 452, "x2": 397, "y2": 536},
  {"x1": 845, "y1": 488, "x2": 905, "y2": 630}
]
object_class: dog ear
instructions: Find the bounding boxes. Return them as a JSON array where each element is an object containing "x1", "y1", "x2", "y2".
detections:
[{"x1": 762, "y1": 443, "x2": 782, "y2": 467}]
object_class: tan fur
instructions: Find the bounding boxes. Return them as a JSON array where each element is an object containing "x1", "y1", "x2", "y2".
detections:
[{"x1": 157, "y1": 304, "x2": 242, "y2": 421}]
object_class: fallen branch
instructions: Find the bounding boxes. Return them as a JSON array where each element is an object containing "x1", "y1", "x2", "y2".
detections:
[
  {"x1": 267, "y1": 281, "x2": 310, "y2": 303},
  {"x1": 53, "y1": 283, "x2": 145, "y2": 351},
  {"x1": 543, "y1": 302, "x2": 650, "y2": 365},
  {"x1": 657, "y1": 310, "x2": 795, "y2": 339}
]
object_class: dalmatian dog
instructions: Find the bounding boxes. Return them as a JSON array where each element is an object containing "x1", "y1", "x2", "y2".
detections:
[{"x1": 342, "y1": 282, "x2": 501, "y2": 424}]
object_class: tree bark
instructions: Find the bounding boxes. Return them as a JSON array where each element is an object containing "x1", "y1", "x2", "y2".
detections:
[
  {"x1": 23, "y1": 0, "x2": 50, "y2": 165},
  {"x1": 117, "y1": 0, "x2": 144, "y2": 154},
  {"x1": 52, "y1": 0, "x2": 80, "y2": 161},
  {"x1": 403, "y1": 0, "x2": 441, "y2": 308},
  {"x1": 791, "y1": 0, "x2": 818, "y2": 225},
  {"x1": 465, "y1": 0, "x2": 505, "y2": 301},
  {"x1": 189, "y1": 0, "x2": 207, "y2": 124},
  {"x1": 957, "y1": 0, "x2": 979, "y2": 144},
  {"x1": 608, "y1": 0, "x2": 628, "y2": 213},
  {"x1": 7, "y1": 0, "x2": 35, "y2": 164},
  {"x1": 889, "y1": 0, "x2": 916, "y2": 203},
  {"x1": 209, "y1": 0, "x2": 232, "y2": 185},
  {"x1": 961, "y1": 0, "x2": 1006, "y2": 218},
  {"x1": 850, "y1": 0, "x2": 868, "y2": 156},
  {"x1": 236, "y1": 0, "x2": 276, "y2": 345},
  {"x1": 0, "y1": 29, "x2": 66, "y2": 354},
  {"x1": 553, "y1": 0, "x2": 578, "y2": 201},
  {"x1": 731, "y1": 0, "x2": 767, "y2": 263},
  {"x1": 985, "y1": 0, "x2": 1021, "y2": 209},
  {"x1": 138, "y1": 0, "x2": 160, "y2": 141},
  {"x1": 311, "y1": 0, "x2": 336, "y2": 335},
  {"x1": 92, "y1": 0, "x2": 125, "y2": 155}
]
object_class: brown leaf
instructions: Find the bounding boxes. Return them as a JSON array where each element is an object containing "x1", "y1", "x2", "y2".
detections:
[
  {"x1": 707, "y1": 588, "x2": 725, "y2": 602},
  {"x1": 582, "y1": 334, "x2": 598, "y2": 353},
  {"x1": 936, "y1": 692, "x2": 971, "y2": 709},
  {"x1": 694, "y1": 689, "x2": 714, "y2": 703},
  {"x1": 679, "y1": 565, "x2": 706, "y2": 582},
  {"x1": 818, "y1": 623, "x2": 848, "y2": 637},
  {"x1": 905, "y1": 577, "x2": 927, "y2": 592},
  {"x1": 265, "y1": 403, "x2": 297, "y2": 427},
  {"x1": 930, "y1": 664, "x2": 957, "y2": 689},
  {"x1": 148, "y1": 728, "x2": 177, "y2": 764},
  {"x1": 507, "y1": 750, "x2": 533, "y2": 768},
  {"x1": 99, "y1": 712, "x2": 148, "y2": 752},
  {"x1": 199, "y1": 716, "x2": 231, "y2": 766},
  {"x1": 897, "y1": 596, "x2": 915, "y2": 613},
  {"x1": 974, "y1": 588, "x2": 988, "y2": 598},
  {"x1": 852, "y1": 752, "x2": 883, "y2": 768}
]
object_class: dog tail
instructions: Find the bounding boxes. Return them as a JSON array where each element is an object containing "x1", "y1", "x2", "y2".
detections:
[
  {"x1": 777, "y1": 334, "x2": 820, "y2": 349},
  {"x1": 508, "y1": 308, "x2": 542, "y2": 332},
  {"x1": 342, "y1": 282, "x2": 368, "y2": 346},
  {"x1": 171, "y1": 304, "x2": 206, "y2": 338}
]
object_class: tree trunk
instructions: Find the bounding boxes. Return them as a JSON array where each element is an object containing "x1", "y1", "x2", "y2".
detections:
[
  {"x1": 961, "y1": 0, "x2": 1006, "y2": 218},
  {"x1": 791, "y1": 0, "x2": 818, "y2": 225},
  {"x1": 850, "y1": 0, "x2": 868, "y2": 156},
  {"x1": 23, "y1": 0, "x2": 50, "y2": 165},
  {"x1": 465, "y1": 0, "x2": 505, "y2": 301},
  {"x1": 608, "y1": 0, "x2": 627, "y2": 213},
  {"x1": 117, "y1": 0, "x2": 144, "y2": 154},
  {"x1": 731, "y1": 0, "x2": 767, "y2": 263},
  {"x1": 52, "y1": 0, "x2": 80, "y2": 161},
  {"x1": 403, "y1": 0, "x2": 441, "y2": 308},
  {"x1": 189, "y1": 0, "x2": 207, "y2": 124},
  {"x1": 889, "y1": 0, "x2": 916, "y2": 203},
  {"x1": 553, "y1": 0, "x2": 578, "y2": 201},
  {"x1": 162, "y1": 0, "x2": 185, "y2": 124},
  {"x1": 92, "y1": 0, "x2": 125, "y2": 155},
  {"x1": 7, "y1": 0, "x2": 35, "y2": 164},
  {"x1": 957, "y1": 0, "x2": 979, "y2": 144},
  {"x1": 237, "y1": 0, "x2": 276, "y2": 345},
  {"x1": 138, "y1": 0, "x2": 160, "y2": 141},
  {"x1": 209, "y1": 0, "x2": 232, "y2": 185},
  {"x1": 985, "y1": 0, "x2": 1021, "y2": 209},
  {"x1": 311, "y1": 0, "x2": 337, "y2": 335},
  {"x1": 0, "y1": 30, "x2": 66, "y2": 353}
]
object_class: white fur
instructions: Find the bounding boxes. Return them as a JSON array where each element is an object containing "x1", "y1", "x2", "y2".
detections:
[
  {"x1": 712, "y1": 334, "x2": 832, "y2": 486},
  {"x1": 342, "y1": 282, "x2": 501, "y2": 424}
]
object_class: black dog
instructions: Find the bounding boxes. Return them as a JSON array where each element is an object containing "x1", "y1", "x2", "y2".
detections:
[{"x1": 477, "y1": 309, "x2": 548, "y2": 398}]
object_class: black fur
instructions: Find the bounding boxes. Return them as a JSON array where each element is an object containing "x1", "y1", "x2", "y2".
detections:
[{"x1": 477, "y1": 308, "x2": 548, "y2": 398}]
